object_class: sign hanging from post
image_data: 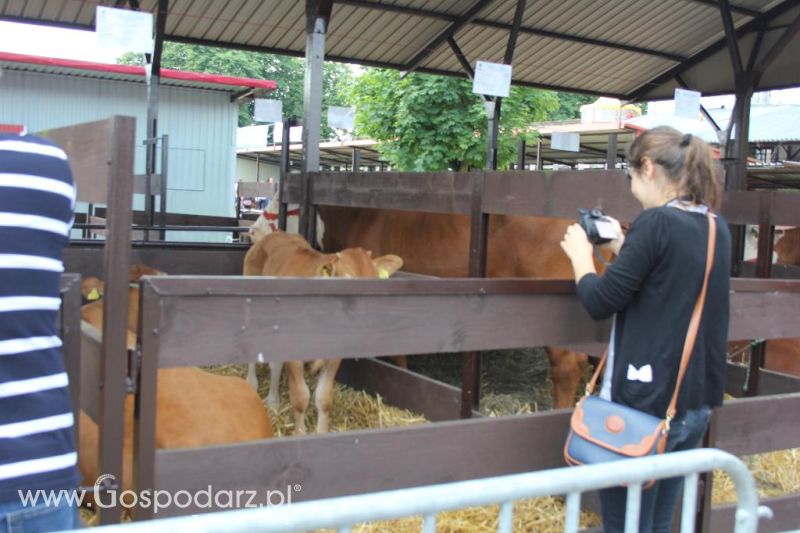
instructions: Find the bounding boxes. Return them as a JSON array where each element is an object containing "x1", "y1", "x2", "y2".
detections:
[
  {"x1": 674, "y1": 88, "x2": 702, "y2": 119},
  {"x1": 95, "y1": 6, "x2": 154, "y2": 54},
  {"x1": 254, "y1": 99, "x2": 283, "y2": 123},
  {"x1": 551, "y1": 132, "x2": 580, "y2": 152},
  {"x1": 472, "y1": 61, "x2": 512, "y2": 98},
  {"x1": 327, "y1": 106, "x2": 356, "y2": 130}
]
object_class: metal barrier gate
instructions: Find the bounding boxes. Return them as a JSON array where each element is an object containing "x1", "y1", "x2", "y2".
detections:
[{"x1": 73, "y1": 448, "x2": 774, "y2": 533}]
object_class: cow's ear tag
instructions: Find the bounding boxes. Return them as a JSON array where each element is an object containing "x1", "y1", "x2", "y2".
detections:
[
  {"x1": 378, "y1": 268, "x2": 390, "y2": 279},
  {"x1": 87, "y1": 288, "x2": 101, "y2": 301}
]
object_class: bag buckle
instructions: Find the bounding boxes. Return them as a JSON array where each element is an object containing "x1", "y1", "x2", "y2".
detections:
[{"x1": 664, "y1": 415, "x2": 673, "y2": 433}]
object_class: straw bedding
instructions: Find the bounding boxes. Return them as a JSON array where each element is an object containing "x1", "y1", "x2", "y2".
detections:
[{"x1": 80, "y1": 356, "x2": 797, "y2": 530}]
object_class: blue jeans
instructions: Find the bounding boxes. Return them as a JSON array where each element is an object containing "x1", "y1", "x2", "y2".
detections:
[
  {"x1": 598, "y1": 405, "x2": 712, "y2": 533},
  {"x1": 0, "y1": 497, "x2": 79, "y2": 533}
]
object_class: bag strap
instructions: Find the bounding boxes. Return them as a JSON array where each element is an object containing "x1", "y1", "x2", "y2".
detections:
[{"x1": 584, "y1": 214, "x2": 717, "y2": 423}]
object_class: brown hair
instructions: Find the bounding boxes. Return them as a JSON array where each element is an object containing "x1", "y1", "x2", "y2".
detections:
[{"x1": 627, "y1": 126, "x2": 722, "y2": 210}]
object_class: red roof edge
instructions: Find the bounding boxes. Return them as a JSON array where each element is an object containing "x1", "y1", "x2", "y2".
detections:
[
  {"x1": 0, "y1": 123, "x2": 25, "y2": 134},
  {"x1": 0, "y1": 51, "x2": 277, "y2": 91}
]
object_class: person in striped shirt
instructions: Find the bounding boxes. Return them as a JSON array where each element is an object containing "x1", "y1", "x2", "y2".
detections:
[{"x1": 0, "y1": 132, "x2": 80, "y2": 530}]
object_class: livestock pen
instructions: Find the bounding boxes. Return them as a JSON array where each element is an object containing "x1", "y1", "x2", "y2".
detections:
[{"x1": 51, "y1": 117, "x2": 800, "y2": 531}]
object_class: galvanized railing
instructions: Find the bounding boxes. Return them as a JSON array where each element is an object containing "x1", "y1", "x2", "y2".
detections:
[{"x1": 72, "y1": 448, "x2": 772, "y2": 533}]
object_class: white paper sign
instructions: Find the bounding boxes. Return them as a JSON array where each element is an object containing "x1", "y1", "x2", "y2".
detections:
[
  {"x1": 327, "y1": 106, "x2": 356, "y2": 130},
  {"x1": 272, "y1": 122, "x2": 303, "y2": 144},
  {"x1": 674, "y1": 88, "x2": 702, "y2": 119},
  {"x1": 472, "y1": 61, "x2": 512, "y2": 98},
  {"x1": 95, "y1": 6, "x2": 153, "y2": 54},
  {"x1": 551, "y1": 132, "x2": 580, "y2": 152},
  {"x1": 254, "y1": 99, "x2": 283, "y2": 123}
]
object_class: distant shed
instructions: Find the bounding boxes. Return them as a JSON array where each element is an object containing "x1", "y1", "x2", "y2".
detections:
[{"x1": 0, "y1": 51, "x2": 276, "y2": 241}]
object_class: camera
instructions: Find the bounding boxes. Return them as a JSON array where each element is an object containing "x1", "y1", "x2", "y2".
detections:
[{"x1": 578, "y1": 208, "x2": 618, "y2": 245}]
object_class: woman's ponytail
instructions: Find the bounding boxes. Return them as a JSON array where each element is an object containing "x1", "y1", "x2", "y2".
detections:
[
  {"x1": 627, "y1": 126, "x2": 722, "y2": 210},
  {"x1": 681, "y1": 134, "x2": 721, "y2": 210}
]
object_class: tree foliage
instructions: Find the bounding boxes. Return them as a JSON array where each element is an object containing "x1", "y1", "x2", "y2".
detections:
[
  {"x1": 348, "y1": 69, "x2": 558, "y2": 171},
  {"x1": 548, "y1": 92, "x2": 596, "y2": 121},
  {"x1": 119, "y1": 43, "x2": 354, "y2": 133}
]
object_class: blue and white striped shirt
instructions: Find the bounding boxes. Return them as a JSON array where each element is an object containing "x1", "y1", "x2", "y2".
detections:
[{"x1": 0, "y1": 133, "x2": 79, "y2": 501}]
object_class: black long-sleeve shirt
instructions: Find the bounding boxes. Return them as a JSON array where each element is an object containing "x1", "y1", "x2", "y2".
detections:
[{"x1": 576, "y1": 205, "x2": 731, "y2": 418}]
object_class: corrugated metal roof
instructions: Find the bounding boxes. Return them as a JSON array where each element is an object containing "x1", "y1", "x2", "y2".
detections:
[
  {"x1": 0, "y1": 51, "x2": 277, "y2": 92},
  {"x1": 623, "y1": 104, "x2": 800, "y2": 144},
  {"x1": 0, "y1": 1, "x2": 796, "y2": 99},
  {"x1": 708, "y1": 105, "x2": 800, "y2": 143}
]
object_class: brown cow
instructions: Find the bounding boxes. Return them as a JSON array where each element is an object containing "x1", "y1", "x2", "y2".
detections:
[
  {"x1": 319, "y1": 206, "x2": 611, "y2": 409},
  {"x1": 775, "y1": 227, "x2": 800, "y2": 266},
  {"x1": 736, "y1": 226, "x2": 800, "y2": 378},
  {"x1": 78, "y1": 281, "x2": 273, "y2": 494},
  {"x1": 243, "y1": 230, "x2": 403, "y2": 434}
]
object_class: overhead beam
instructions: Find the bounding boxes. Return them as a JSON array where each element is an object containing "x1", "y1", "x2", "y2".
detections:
[
  {"x1": 690, "y1": 0, "x2": 760, "y2": 18},
  {"x1": 627, "y1": 0, "x2": 797, "y2": 100},
  {"x1": 337, "y1": 0, "x2": 685, "y2": 62},
  {"x1": 447, "y1": 37, "x2": 475, "y2": 79},
  {"x1": 164, "y1": 33, "x2": 628, "y2": 99},
  {"x1": 504, "y1": 0, "x2": 526, "y2": 65},
  {"x1": 752, "y1": 9, "x2": 800, "y2": 86},
  {"x1": 403, "y1": 0, "x2": 494, "y2": 74},
  {"x1": 719, "y1": 0, "x2": 745, "y2": 75},
  {"x1": 475, "y1": 19, "x2": 686, "y2": 62},
  {"x1": 744, "y1": 27, "x2": 765, "y2": 73}
]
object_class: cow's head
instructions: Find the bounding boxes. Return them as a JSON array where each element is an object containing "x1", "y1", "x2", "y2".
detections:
[
  {"x1": 317, "y1": 248, "x2": 403, "y2": 279},
  {"x1": 775, "y1": 227, "x2": 800, "y2": 266},
  {"x1": 743, "y1": 225, "x2": 795, "y2": 263}
]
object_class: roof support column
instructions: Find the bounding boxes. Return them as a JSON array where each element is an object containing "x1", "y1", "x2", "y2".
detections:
[
  {"x1": 606, "y1": 133, "x2": 618, "y2": 169},
  {"x1": 278, "y1": 118, "x2": 295, "y2": 232},
  {"x1": 300, "y1": 0, "x2": 332, "y2": 245},
  {"x1": 144, "y1": 0, "x2": 168, "y2": 242}
]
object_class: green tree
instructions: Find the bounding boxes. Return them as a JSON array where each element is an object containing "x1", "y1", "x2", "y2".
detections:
[
  {"x1": 549, "y1": 92, "x2": 595, "y2": 121},
  {"x1": 349, "y1": 69, "x2": 558, "y2": 171},
  {"x1": 119, "y1": 43, "x2": 354, "y2": 134}
]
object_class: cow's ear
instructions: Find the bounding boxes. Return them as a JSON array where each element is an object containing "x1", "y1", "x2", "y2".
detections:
[{"x1": 373, "y1": 254, "x2": 403, "y2": 278}]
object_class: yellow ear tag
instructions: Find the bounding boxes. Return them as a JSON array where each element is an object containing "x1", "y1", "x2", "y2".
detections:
[
  {"x1": 321, "y1": 269, "x2": 331, "y2": 278},
  {"x1": 378, "y1": 268, "x2": 390, "y2": 279},
  {"x1": 87, "y1": 288, "x2": 100, "y2": 301}
]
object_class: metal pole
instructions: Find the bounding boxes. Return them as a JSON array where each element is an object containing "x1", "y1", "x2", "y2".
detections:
[
  {"x1": 536, "y1": 140, "x2": 543, "y2": 170},
  {"x1": 143, "y1": 0, "x2": 169, "y2": 242},
  {"x1": 278, "y1": 118, "x2": 292, "y2": 232},
  {"x1": 144, "y1": 78, "x2": 158, "y2": 242},
  {"x1": 300, "y1": 0, "x2": 331, "y2": 245},
  {"x1": 352, "y1": 147, "x2": 361, "y2": 172},
  {"x1": 485, "y1": 100, "x2": 499, "y2": 171},
  {"x1": 158, "y1": 134, "x2": 168, "y2": 241},
  {"x1": 517, "y1": 139, "x2": 526, "y2": 170},
  {"x1": 606, "y1": 133, "x2": 618, "y2": 169}
]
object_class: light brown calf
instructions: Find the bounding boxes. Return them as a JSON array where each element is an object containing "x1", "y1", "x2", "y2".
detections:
[
  {"x1": 243, "y1": 230, "x2": 402, "y2": 434},
  {"x1": 78, "y1": 280, "x2": 273, "y2": 494}
]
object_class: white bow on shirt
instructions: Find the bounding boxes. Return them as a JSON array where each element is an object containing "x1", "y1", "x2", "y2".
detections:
[{"x1": 626, "y1": 364, "x2": 653, "y2": 383}]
